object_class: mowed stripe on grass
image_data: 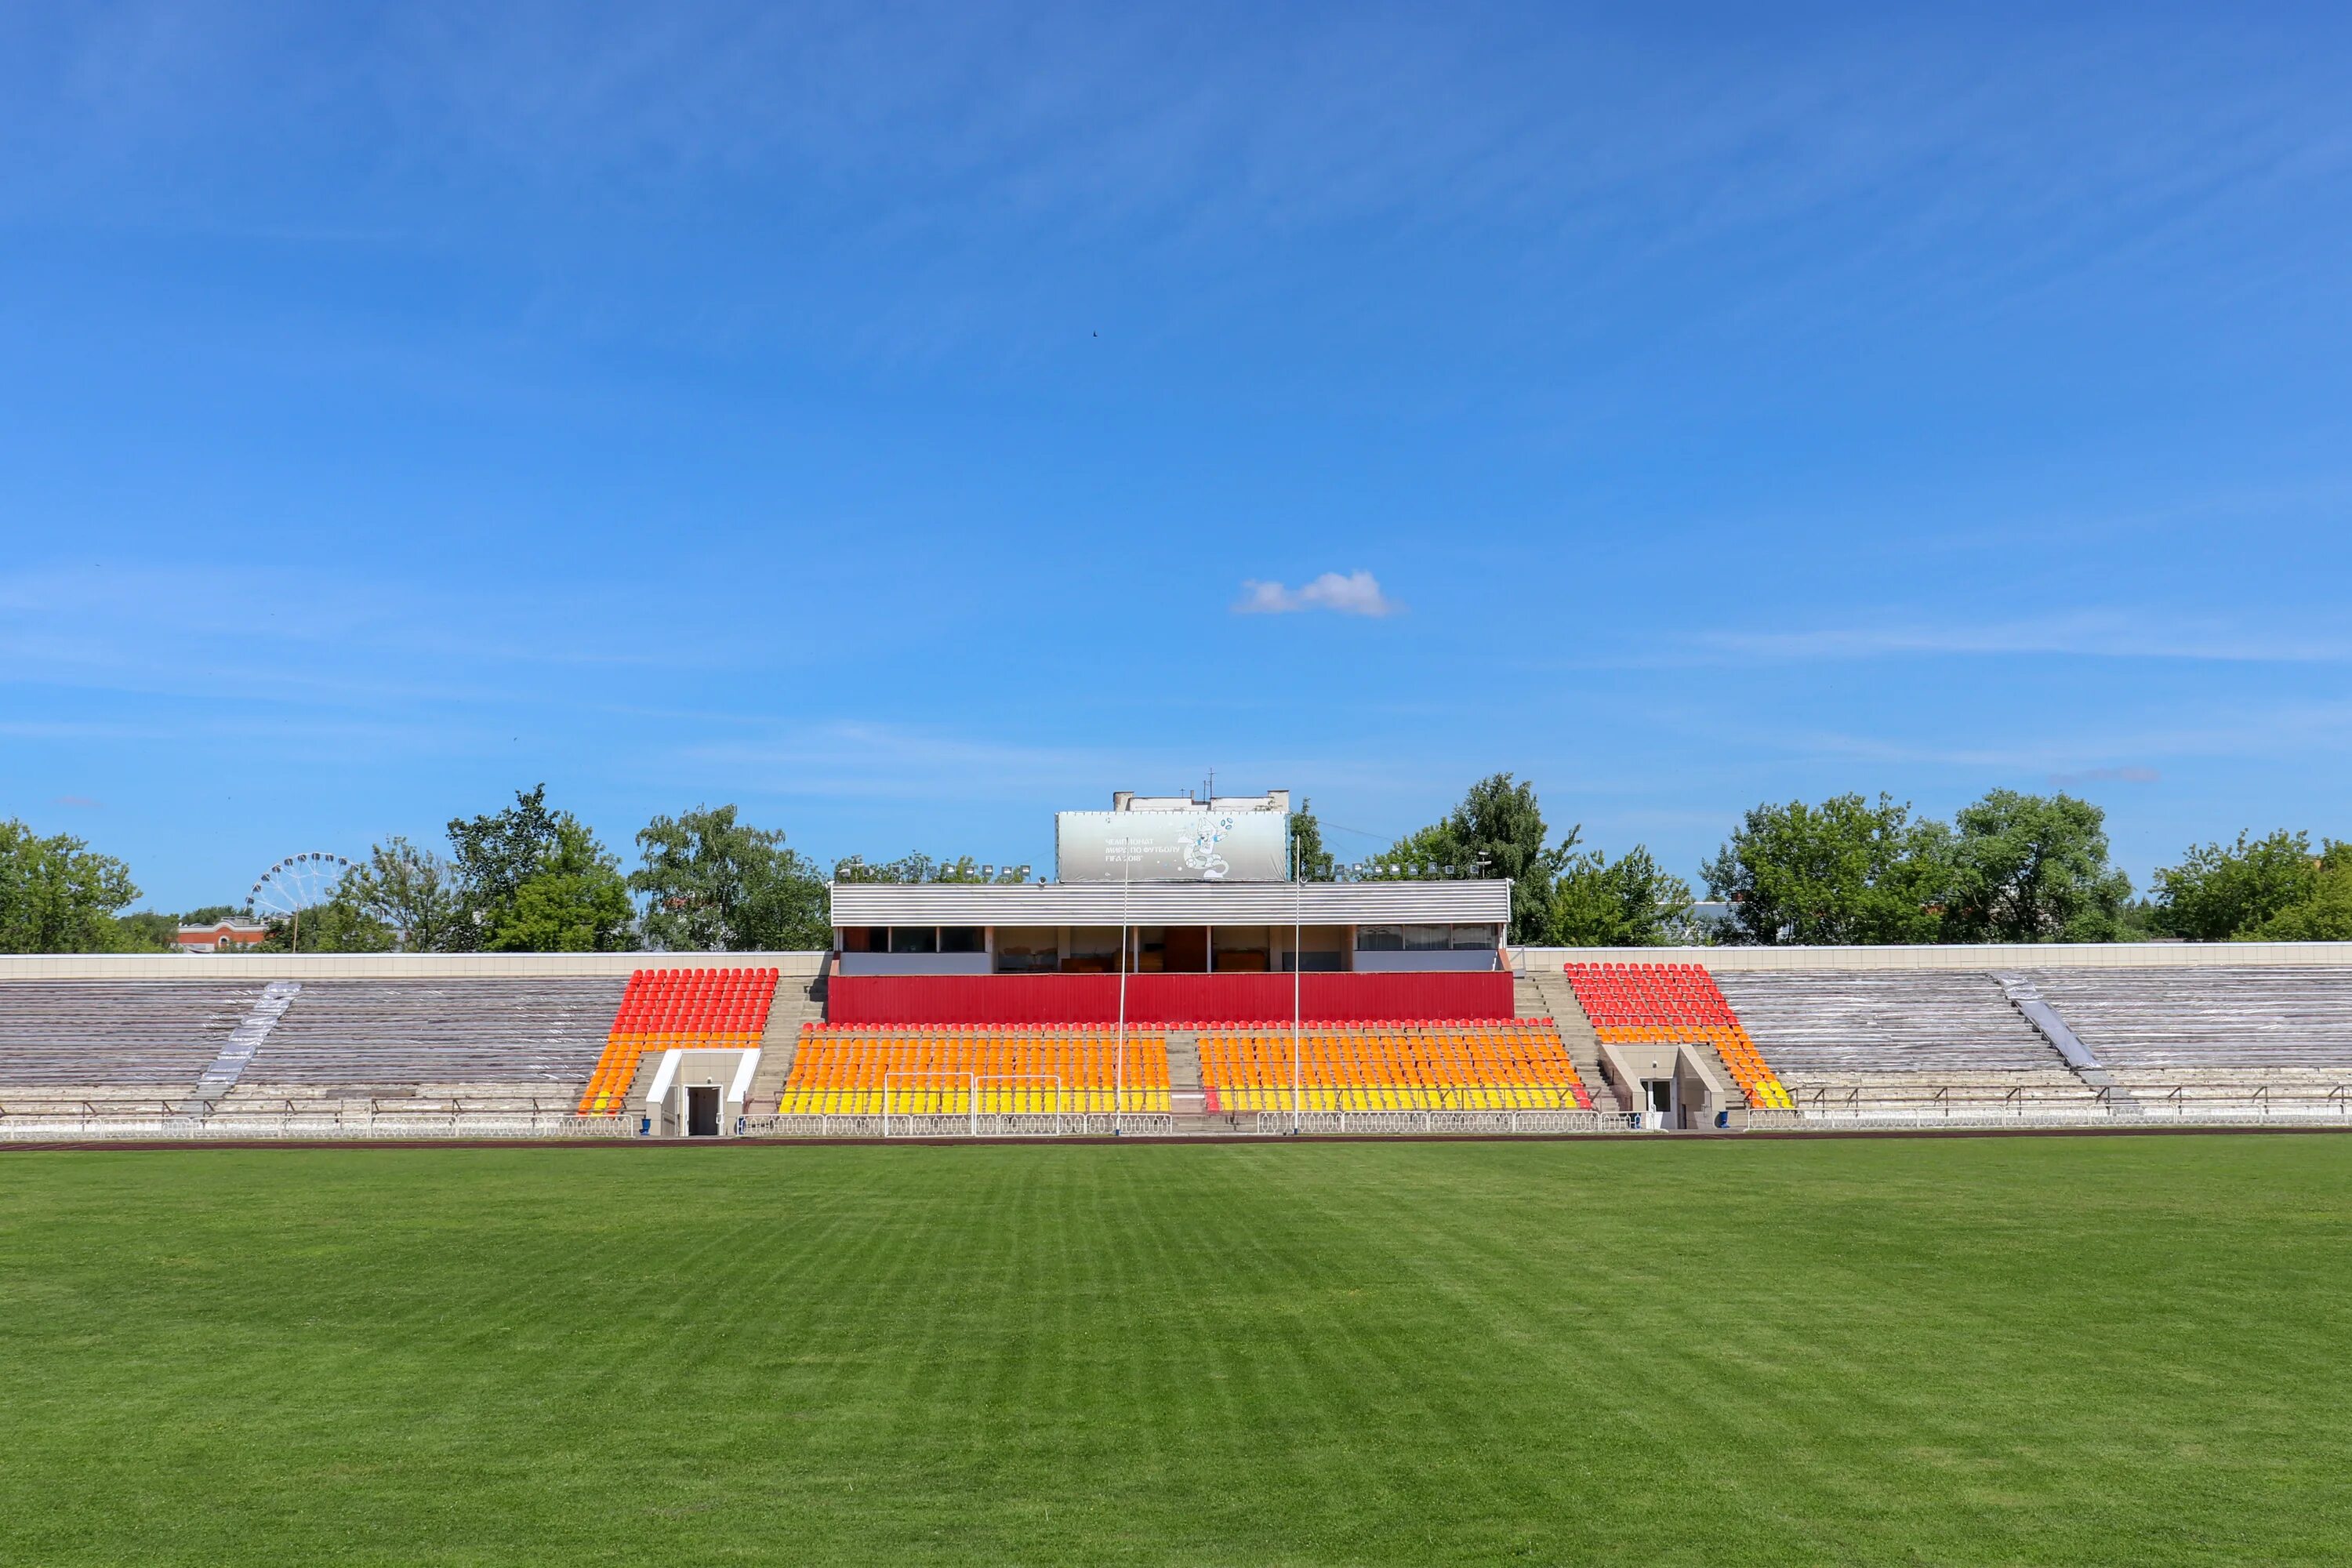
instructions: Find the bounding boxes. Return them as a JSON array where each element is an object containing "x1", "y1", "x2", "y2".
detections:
[{"x1": 1, "y1": 1136, "x2": 2349, "y2": 1564}]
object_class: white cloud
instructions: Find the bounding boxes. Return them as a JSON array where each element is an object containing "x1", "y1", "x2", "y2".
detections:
[{"x1": 1232, "y1": 571, "x2": 1399, "y2": 618}]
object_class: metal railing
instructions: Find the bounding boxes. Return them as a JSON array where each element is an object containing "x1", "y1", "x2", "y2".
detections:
[
  {"x1": 743, "y1": 1112, "x2": 1179, "y2": 1138},
  {"x1": 1251, "y1": 1109, "x2": 1631, "y2": 1136},
  {"x1": 1751, "y1": 1084, "x2": 2352, "y2": 1131},
  {"x1": 0, "y1": 1107, "x2": 634, "y2": 1141}
]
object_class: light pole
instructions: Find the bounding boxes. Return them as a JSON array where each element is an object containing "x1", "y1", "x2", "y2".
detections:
[
  {"x1": 1290, "y1": 831, "x2": 1302, "y2": 1134},
  {"x1": 1115, "y1": 858, "x2": 1130, "y2": 1134}
]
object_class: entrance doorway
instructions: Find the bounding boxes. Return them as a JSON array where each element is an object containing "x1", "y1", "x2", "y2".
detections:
[
  {"x1": 687, "y1": 1083, "x2": 720, "y2": 1138},
  {"x1": 1640, "y1": 1077, "x2": 1678, "y2": 1130}
]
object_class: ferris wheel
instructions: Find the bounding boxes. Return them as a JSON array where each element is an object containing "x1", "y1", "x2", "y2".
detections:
[{"x1": 249, "y1": 851, "x2": 353, "y2": 924}]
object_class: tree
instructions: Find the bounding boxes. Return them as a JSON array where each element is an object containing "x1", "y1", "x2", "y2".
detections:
[
  {"x1": 1288, "y1": 799, "x2": 1338, "y2": 881},
  {"x1": 2154, "y1": 830, "x2": 2323, "y2": 940},
  {"x1": 2246, "y1": 843, "x2": 2352, "y2": 942},
  {"x1": 0, "y1": 821, "x2": 141, "y2": 953},
  {"x1": 633, "y1": 804, "x2": 830, "y2": 951},
  {"x1": 446, "y1": 786, "x2": 637, "y2": 952},
  {"x1": 260, "y1": 900, "x2": 395, "y2": 953},
  {"x1": 1382, "y1": 775, "x2": 1577, "y2": 944},
  {"x1": 446, "y1": 785, "x2": 565, "y2": 949},
  {"x1": 1702, "y1": 793, "x2": 1950, "y2": 946},
  {"x1": 111, "y1": 910, "x2": 182, "y2": 952},
  {"x1": 1941, "y1": 789, "x2": 2132, "y2": 943},
  {"x1": 1550, "y1": 844, "x2": 1697, "y2": 946},
  {"x1": 485, "y1": 819, "x2": 636, "y2": 952},
  {"x1": 833, "y1": 854, "x2": 1027, "y2": 884},
  {"x1": 340, "y1": 837, "x2": 463, "y2": 953}
]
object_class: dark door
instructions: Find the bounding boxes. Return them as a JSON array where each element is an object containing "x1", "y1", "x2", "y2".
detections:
[
  {"x1": 1163, "y1": 926, "x2": 1210, "y2": 973},
  {"x1": 687, "y1": 1084, "x2": 720, "y2": 1137}
]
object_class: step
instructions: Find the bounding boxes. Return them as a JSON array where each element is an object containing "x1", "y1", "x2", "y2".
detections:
[
  {"x1": 1164, "y1": 1030, "x2": 1203, "y2": 1115},
  {"x1": 744, "y1": 964, "x2": 826, "y2": 1114},
  {"x1": 1525, "y1": 970, "x2": 1638, "y2": 1114}
]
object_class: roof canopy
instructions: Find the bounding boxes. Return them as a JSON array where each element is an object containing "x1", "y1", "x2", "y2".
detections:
[{"x1": 829, "y1": 879, "x2": 1511, "y2": 928}]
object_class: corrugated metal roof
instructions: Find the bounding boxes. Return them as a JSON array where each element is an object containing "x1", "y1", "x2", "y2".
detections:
[{"x1": 829, "y1": 880, "x2": 1511, "y2": 927}]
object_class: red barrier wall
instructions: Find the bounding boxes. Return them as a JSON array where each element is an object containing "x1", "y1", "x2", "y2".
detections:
[{"x1": 826, "y1": 970, "x2": 1515, "y2": 1025}]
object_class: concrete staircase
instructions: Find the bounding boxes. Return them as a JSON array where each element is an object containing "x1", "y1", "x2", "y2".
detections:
[
  {"x1": 1997, "y1": 973, "x2": 2142, "y2": 1116},
  {"x1": 1519, "y1": 968, "x2": 1635, "y2": 1113},
  {"x1": 746, "y1": 957, "x2": 827, "y2": 1114},
  {"x1": 1166, "y1": 1030, "x2": 1204, "y2": 1116}
]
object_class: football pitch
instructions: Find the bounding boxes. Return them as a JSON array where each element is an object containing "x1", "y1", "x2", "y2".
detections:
[{"x1": 3, "y1": 1134, "x2": 2349, "y2": 1565}]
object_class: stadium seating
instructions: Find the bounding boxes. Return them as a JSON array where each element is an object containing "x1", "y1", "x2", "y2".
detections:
[
  {"x1": 1709, "y1": 970, "x2": 2071, "y2": 1076},
  {"x1": 1197, "y1": 1019, "x2": 1592, "y2": 1112},
  {"x1": 1559, "y1": 963, "x2": 1795, "y2": 1110},
  {"x1": 2027, "y1": 966, "x2": 2352, "y2": 1092},
  {"x1": 777, "y1": 1023, "x2": 1169, "y2": 1113},
  {"x1": 579, "y1": 967, "x2": 779, "y2": 1113},
  {"x1": 0, "y1": 980, "x2": 256, "y2": 1091},
  {"x1": 245, "y1": 979, "x2": 624, "y2": 1094}
]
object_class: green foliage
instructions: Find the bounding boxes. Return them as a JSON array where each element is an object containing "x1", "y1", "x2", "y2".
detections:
[
  {"x1": 340, "y1": 837, "x2": 463, "y2": 953},
  {"x1": 111, "y1": 910, "x2": 183, "y2": 952},
  {"x1": 833, "y1": 853, "x2": 1026, "y2": 884},
  {"x1": 260, "y1": 901, "x2": 397, "y2": 953},
  {"x1": 445, "y1": 786, "x2": 637, "y2": 953},
  {"x1": 1382, "y1": 774, "x2": 1577, "y2": 943},
  {"x1": 1550, "y1": 845, "x2": 1697, "y2": 946},
  {"x1": 0, "y1": 819, "x2": 142, "y2": 953},
  {"x1": 485, "y1": 819, "x2": 636, "y2": 953},
  {"x1": 632, "y1": 804, "x2": 829, "y2": 951},
  {"x1": 1702, "y1": 793, "x2": 1950, "y2": 946},
  {"x1": 2154, "y1": 830, "x2": 2325, "y2": 940},
  {"x1": 1941, "y1": 790, "x2": 2132, "y2": 943},
  {"x1": 1287, "y1": 799, "x2": 1338, "y2": 881},
  {"x1": 255, "y1": 840, "x2": 453, "y2": 954},
  {"x1": 2246, "y1": 844, "x2": 2352, "y2": 942}
]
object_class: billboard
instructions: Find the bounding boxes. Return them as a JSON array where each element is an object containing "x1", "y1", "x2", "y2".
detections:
[{"x1": 1056, "y1": 810, "x2": 1290, "y2": 883}]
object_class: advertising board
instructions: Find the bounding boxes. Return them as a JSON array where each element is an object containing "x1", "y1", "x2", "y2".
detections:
[{"x1": 1055, "y1": 809, "x2": 1289, "y2": 883}]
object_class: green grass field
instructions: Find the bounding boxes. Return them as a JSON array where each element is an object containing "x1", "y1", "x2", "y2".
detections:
[{"x1": 3, "y1": 1134, "x2": 2350, "y2": 1565}]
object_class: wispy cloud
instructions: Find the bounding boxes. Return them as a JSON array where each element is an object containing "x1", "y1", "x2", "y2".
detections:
[
  {"x1": 53, "y1": 794, "x2": 101, "y2": 808},
  {"x1": 1233, "y1": 571, "x2": 1399, "y2": 618},
  {"x1": 1701, "y1": 612, "x2": 2352, "y2": 664}
]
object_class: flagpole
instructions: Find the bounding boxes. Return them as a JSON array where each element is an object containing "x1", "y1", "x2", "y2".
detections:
[{"x1": 1116, "y1": 858, "x2": 1129, "y2": 1134}]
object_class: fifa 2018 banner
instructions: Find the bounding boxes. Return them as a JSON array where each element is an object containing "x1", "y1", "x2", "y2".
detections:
[{"x1": 1055, "y1": 810, "x2": 1290, "y2": 883}]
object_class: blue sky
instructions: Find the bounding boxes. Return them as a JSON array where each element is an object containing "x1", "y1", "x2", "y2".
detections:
[{"x1": 3, "y1": 2, "x2": 2350, "y2": 911}]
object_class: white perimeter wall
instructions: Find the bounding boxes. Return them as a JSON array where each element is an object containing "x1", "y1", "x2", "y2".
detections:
[
  {"x1": 0, "y1": 952, "x2": 830, "y2": 982},
  {"x1": 1514, "y1": 942, "x2": 2352, "y2": 971},
  {"x1": 3, "y1": 942, "x2": 2348, "y2": 982}
]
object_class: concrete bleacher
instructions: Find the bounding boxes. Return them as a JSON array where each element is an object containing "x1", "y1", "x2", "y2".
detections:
[
  {"x1": 8, "y1": 946, "x2": 2350, "y2": 1134},
  {"x1": 0, "y1": 980, "x2": 259, "y2": 1098},
  {"x1": 227, "y1": 978, "x2": 624, "y2": 1107},
  {"x1": 2027, "y1": 966, "x2": 2352, "y2": 1108},
  {"x1": 1708, "y1": 969, "x2": 2099, "y2": 1113}
]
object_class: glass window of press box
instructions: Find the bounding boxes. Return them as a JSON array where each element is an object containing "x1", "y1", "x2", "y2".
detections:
[{"x1": 1356, "y1": 924, "x2": 1499, "y2": 951}]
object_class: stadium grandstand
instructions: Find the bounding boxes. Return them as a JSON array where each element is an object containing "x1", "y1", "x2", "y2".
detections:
[{"x1": 3, "y1": 791, "x2": 2352, "y2": 1139}]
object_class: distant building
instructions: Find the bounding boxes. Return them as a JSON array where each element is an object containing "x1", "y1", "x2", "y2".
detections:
[{"x1": 175, "y1": 918, "x2": 270, "y2": 953}]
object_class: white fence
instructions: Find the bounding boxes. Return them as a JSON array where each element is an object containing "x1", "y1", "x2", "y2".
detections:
[
  {"x1": 745, "y1": 1112, "x2": 1179, "y2": 1138},
  {"x1": 1748, "y1": 1099, "x2": 2352, "y2": 1131},
  {"x1": 0, "y1": 1109, "x2": 637, "y2": 1142},
  {"x1": 1250, "y1": 1108, "x2": 1633, "y2": 1136}
]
